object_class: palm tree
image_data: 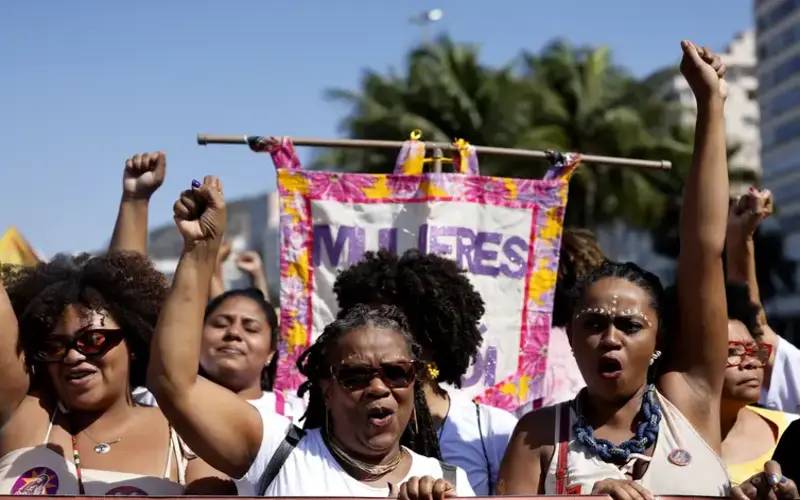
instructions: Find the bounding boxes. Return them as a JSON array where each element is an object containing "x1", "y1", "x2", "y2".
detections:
[
  {"x1": 516, "y1": 40, "x2": 693, "y2": 228},
  {"x1": 317, "y1": 36, "x2": 529, "y2": 174},
  {"x1": 322, "y1": 36, "x2": 692, "y2": 230}
]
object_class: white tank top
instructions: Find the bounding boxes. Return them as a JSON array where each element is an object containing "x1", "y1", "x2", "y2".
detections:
[
  {"x1": 0, "y1": 410, "x2": 186, "y2": 495},
  {"x1": 544, "y1": 390, "x2": 730, "y2": 496}
]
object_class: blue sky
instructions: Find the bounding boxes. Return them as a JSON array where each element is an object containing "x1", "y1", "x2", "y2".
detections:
[{"x1": 1, "y1": 1, "x2": 752, "y2": 257}]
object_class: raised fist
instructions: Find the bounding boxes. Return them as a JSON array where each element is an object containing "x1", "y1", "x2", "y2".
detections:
[
  {"x1": 680, "y1": 40, "x2": 728, "y2": 102},
  {"x1": 173, "y1": 176, "x2": 226, "y2": 249},
  {"x1": 123, "y1": 152, "x2": 166, "y2": 200},
  {"x1": 236, "y1": 251, "x2": 264, "y2": 275},
  {"x1": 728, "y1": 187, "x2": 774, "y2": 239}
]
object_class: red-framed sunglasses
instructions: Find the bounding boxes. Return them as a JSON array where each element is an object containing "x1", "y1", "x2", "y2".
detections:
[
  {"x1": 331, "y1": 360, "x2": 422, "y2": 391},
  {"x1": 727, "y1": 341, "x2": 772, "y2": 368},
  {"x1": 34, "y1": 329, "x2": 125, "y2": 363}
]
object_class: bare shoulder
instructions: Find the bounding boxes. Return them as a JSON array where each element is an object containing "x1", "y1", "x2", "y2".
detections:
[
  {"x1": 512, "y1": 404, "x2": 558, "y2": 453},
  {"x1": 132, "y1": 404, "x2": 172, "y2": 428},
  {"x1": 0, "y1": 394, "x2": 56, "y2": 453},
  {"x1": 498, "y1": 405, "x2": 558, "y2": 495}
]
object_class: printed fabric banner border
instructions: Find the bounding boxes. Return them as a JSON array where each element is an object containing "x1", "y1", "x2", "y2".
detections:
[{"x1": 274, "y1": 159, "x2": 578, "y2": 411}]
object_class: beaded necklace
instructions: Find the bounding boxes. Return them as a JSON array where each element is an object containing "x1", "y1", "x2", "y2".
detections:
[{"x1": 572, "y1": 384, "x2": 662, "y2": 465}]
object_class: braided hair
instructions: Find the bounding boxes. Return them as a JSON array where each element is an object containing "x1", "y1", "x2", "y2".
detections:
[
  {"x1": 296, "y1": 304, "x2": 441, "y2": 458},
  {"x1": 333, "y1": 249, "x2": 485, "y2": 387},
  {"x1": 204, "y1": 288, "x2": 279, "y2": 391}
]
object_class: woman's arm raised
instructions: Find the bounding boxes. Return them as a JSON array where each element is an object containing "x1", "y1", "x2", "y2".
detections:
[
  {"x1": 147, "y1": 176, "x2": 263, "y2": 478},
  {"x1": 0, "y1": 272, "x2": 28, "y2": 426},
  {"x1": 659, "y1": 41, "x2": 729, "y2": 447},
  {"x1": 109, "y1": 152, "x2": 166, "y2": 254}
]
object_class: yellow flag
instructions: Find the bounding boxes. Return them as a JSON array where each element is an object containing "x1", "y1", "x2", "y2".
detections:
[{"x1": 0, "y1": 227, "x2": 40, "y2": 266}]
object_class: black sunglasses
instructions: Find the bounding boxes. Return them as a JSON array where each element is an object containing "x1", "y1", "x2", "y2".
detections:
[
  {"x1": 331, "y1": 360, "x2": 421, "y2": 391},
  {"x1": 34, "y1": 329, "x2": 125, "y2": 363}
]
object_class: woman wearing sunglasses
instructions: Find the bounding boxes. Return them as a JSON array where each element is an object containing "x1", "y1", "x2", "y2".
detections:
[
  {"x1": 718, "y1": 282, "x2": 798, "y2": 486},
  {"x1": 333, "y1": 248, "x2": 518, "y2": 496},
  {"x1": 147, "y1": 177, "x2": 473, "y2": 498},
  {"x1": 0, "y1": 252, "x2": 215, "y2": 495},
  {"x1": 498, "y1": 41, "x2": 731, "y2": 498}
]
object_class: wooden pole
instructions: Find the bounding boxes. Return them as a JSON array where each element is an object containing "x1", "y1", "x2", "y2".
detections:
[{"x1": 196, "y1": 133, "x2": 672, "y2": 170}]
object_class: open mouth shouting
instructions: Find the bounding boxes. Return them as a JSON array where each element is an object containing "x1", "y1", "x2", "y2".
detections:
[
  {"x1": 598, "y1": 356, "x2": 624, "y2": 380},
  {"x1": 366, "y1": 405, "x2": 396, "y2": 428}
]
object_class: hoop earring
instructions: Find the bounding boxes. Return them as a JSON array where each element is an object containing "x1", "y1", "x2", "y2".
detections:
[
  {"x1": 325, "y1": 410, "x2": 331, "y2": 436},
  {"x1": 412, "y1": 406, "x2": 419, "y2": 434}
]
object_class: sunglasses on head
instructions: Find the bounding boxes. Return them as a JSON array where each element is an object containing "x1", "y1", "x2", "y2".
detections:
[
  {"x1": 727, "y1": 341, "x2": 772, "y2": 368},
  {"x1": 34, "y1": 328, "x2": 125, "y2": 363},
  {"x1": 331, "y1": 360, "x2": 421, "y2": 391}
]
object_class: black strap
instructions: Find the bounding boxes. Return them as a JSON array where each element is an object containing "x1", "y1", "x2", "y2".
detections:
[
  {"x1": 474, "y1": 402, "x2": 494, "y2": 494},
  {"x1": 256, "y1": 425, "x2": 306, "y2": 496},
  {"x1": 439, "y1": 460, "x2": 458, "y2": 488}
]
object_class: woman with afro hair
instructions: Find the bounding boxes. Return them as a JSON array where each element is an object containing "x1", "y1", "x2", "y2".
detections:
[
  {"x1": 0, "y1": 151, "x2": 223, "y2": 496},
  {"x1": 333, "y1": 249, "x2": 518, "y2": 495},
  {"x1": 0, "y1": 252, "x2": 220, "y2": 495}
]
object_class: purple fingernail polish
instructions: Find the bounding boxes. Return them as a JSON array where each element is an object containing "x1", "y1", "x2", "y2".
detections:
[{"x1": 191, "y1": 179, "x2": 201, "y2": 189}]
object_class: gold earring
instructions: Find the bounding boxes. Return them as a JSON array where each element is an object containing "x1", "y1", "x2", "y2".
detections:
[
  {"x1": 412, "y1": 406, "x2": 419, "y2": 434},
  {"x1": 426, "y1": 362, "x2": 440, "y2": 381}
]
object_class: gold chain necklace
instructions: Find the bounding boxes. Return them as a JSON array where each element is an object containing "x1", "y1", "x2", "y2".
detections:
[{"x1": 324, "y1": 432, "x2": 404, "y2": 480}]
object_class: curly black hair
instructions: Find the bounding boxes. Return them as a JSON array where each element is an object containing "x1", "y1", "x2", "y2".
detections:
[
  {"x1": 553, "y1": 229, "x2": 607, "y2": 328},
  {"x1": 296, "y1": 303, "x2": 441, "y2": 459},
  {"x1": 725, "y1": 281, "x2": 762, "y2": 340},
  {"x1": 204, "y1": 288, "x2": 279, "y2": 391},
  {"x1": 333, "y1": 249, "x2": 485, "y2": 387},
  {"x1": 567, "y1": 260, "x2": 666, "y2": 335},
  {"x1": 1, "y1": 252, "x2": 167, "y2": 388}
]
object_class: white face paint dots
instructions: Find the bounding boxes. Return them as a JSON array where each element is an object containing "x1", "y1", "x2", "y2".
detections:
[{"x1": 574, "y1": 294, "x2": 653, "y2": 329}]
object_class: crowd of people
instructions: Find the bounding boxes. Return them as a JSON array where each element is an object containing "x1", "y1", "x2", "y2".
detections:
[{"x1": 2, "y1": 40, "x2": 800, "y2": 499}]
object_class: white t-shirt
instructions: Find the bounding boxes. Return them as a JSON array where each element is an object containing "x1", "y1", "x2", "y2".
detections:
[
  {"x1": 239, "y1": 409, "x2": 474, "y2": 497},
  {"x1": 761, "y1": 336, "x2": 800, "y2": 413},
  {"x1": 132, "y1": 388, "x2": 306, "y2": 425},
  {"x1": 439, "y1": 390, "x2": 518, "y2": 495}
]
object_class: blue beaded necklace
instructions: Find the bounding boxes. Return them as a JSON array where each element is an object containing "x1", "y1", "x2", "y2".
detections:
[{"x1": 572, "y1": 384, "x2": 662, "y2": 465}]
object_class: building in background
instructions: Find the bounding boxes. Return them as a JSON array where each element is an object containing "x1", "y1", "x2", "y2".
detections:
[
  {"x1": 148, "y1": 191, "x2": 280, "y2": 300},
  {"x1": 756, "y1": 0, "x2": 800, "y2": 330},
  {"x1": 653, "y1": 30, "x2": 761, "y2": 196}
]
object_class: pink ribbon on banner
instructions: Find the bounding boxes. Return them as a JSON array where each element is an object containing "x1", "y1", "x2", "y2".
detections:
[{"x1": 249, "y1": 136, "x2": 303, "y2": 170}]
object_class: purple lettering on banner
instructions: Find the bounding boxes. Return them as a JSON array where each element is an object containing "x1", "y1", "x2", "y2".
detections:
[
  {"x1": 460, "y1": 345, "x2": 499, "y2": 388},
  {"x1": 428, "y1": 225, "x2": 457, "y2": 256},
  {"x1": 455, "y1": 227, "x2": 476, "y2": 272},
  {"x1": 500, "y1": 236, "x2": 527, "y2": 279},
  {"x1": 313, "y1": 225, "x2": 366, "y2": 268},
  {"x1": 461, "y1": 352, "x2": 483, "y2": 388},
  {"x1": 472, "y1": 231, "x2": 501, "y2": 277},
  {"x1": 378, "y1": 228, "x2": 398, "y2": 255},
  {"x1": 483, "y1": 346, "x2": 497, "y2": 386},
  {"x1": 461, "y1": 325, "x2": 497, "y2": 388},
  {"x1": 418, "y1": 224, "x2": 429, "y2": 253}
]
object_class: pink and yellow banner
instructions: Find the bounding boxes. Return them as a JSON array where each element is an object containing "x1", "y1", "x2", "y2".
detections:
[{"x1": 271, "y1": 139, "x2": 577, "y2": 411}]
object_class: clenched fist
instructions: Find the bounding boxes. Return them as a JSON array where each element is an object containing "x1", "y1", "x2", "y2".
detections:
[
  {"x1": 173, "y1": 176, "x2": 227, "y2": 250},
  {"x1": 123, "y1": 151, "x2": 166, "y2": 200},
  {"x1": 680, "y1": 40, "x2": 727, "y2": 102},
  {"x1": 728, "y1": 187, "x2": 774, "y2": 239}
]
